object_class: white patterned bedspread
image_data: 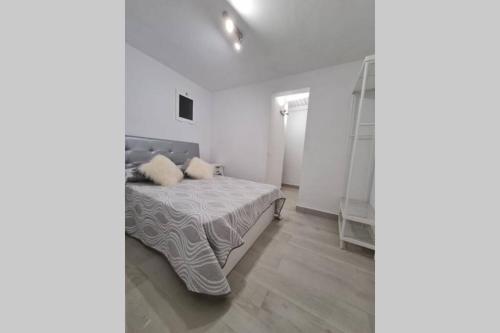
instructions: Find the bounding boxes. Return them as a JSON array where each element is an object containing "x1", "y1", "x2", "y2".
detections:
[{"x1": 125, "y1": 176, "x2": 285, "y2": 295}]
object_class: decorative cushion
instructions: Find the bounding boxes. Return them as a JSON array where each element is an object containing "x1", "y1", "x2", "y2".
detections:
[
  {"x1": 185, "y1": 157, "x2": 214, "y2": 180},
  {"x1": 138, "y1": 154, "x2": 184, "y2": 186}
]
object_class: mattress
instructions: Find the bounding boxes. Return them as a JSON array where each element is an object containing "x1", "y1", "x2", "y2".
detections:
[{"x1": 125, "y1": 176, "x2": 285, "y2": 295}]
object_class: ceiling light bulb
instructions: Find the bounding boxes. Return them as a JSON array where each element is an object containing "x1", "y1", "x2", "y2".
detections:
[
  {"x1": 225, "y1": 18, "x2": 235, "y2": 33},
  {"x1": 234, "y1": 41, "x2": 241, "y2": 51}
]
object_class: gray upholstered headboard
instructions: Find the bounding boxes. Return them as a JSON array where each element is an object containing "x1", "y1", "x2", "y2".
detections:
[{"x1": 125, "y1": 135, "x2": 200, "y2": 168}]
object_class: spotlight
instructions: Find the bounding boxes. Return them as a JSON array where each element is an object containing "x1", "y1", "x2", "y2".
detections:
[
  {"x1": 225, "y1": 18, "x2": 235, "y2": 33},
  {"x1": 234, "y1": 42, "x2": 241, "y2": 51}
]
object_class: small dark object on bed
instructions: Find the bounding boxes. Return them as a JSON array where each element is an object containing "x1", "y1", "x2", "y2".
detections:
[{"x1": 125, "y1": 166, "x2": 150, "y2": 183}]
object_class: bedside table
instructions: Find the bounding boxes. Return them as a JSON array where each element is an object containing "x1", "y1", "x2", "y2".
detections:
[{"x1": 213, "y1": 164, "x2": 224, "y2": 176}]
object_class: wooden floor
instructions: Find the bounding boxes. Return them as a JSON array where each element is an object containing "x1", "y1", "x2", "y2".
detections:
[{"x1": 126, "y1": 186, "x2": 375, "y2": 333}]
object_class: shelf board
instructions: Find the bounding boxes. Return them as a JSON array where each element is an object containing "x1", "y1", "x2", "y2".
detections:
[
  {"x1": 340, "y1": 197, "x2": 375, "y2": 225},
  {"x1": 341, "y1": 219, "x2": 375, "y2": 250}
]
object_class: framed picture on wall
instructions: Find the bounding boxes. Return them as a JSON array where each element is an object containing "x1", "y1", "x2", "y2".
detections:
[{"x1": 175, "y1": 89, "x2": 195, "y2": 124}]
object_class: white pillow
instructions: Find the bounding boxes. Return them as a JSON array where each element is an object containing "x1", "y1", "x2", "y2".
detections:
[
  {"x1": 185, "y1": 157, "x2": 214, "y2": 180},
  {"x1": 139, "y1": 155, "x2": 183, "y2": 186}
]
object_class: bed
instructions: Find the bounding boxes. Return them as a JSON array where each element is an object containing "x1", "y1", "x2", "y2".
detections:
[{"x1": 125, "y1": 135, "x2": 285, "y2": 295}]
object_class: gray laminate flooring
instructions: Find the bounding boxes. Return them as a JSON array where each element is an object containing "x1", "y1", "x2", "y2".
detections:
[{"x1": 126, "y1": 186, "x2": 375, "y2": 333}]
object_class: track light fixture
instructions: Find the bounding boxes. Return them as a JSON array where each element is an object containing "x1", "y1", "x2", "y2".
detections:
[{"x1": 222, "y1": 11, "x2": 243, "y2": 52}]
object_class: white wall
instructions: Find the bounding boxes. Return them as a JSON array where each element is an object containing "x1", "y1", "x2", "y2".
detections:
[
  {"x1": 369, "y1": 176, "x2": 375, "y2": 208},
  {"x1": 211, "y1": 84, "x2": 271, "y2": 181},
  {"x1": 266, "y1": 97, "x2": 288, "y2": 188},
  {"x1": 282, "y1": 105, "x2": 308, "y2": 186},
  {"x1": 126, "y1": 44, "x2": 212, "y2": 160},
  {"x1": 212, "y1": 60, "x2": 364, "y2": 214}
]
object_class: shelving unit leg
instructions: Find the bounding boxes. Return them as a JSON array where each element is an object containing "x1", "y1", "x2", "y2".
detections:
[{"x1": 339, "y1": 211, "x2": 346, "y2": 249}]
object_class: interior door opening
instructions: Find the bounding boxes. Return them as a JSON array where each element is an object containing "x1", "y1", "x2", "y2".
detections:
[{"x1": 266, "y1": 88, "x2": 310, "y2": 198}]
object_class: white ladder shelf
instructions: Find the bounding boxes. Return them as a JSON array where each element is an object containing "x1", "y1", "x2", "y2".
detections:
[{"x1": 339, "y1": 55, "x2": 375, "y2": 251}]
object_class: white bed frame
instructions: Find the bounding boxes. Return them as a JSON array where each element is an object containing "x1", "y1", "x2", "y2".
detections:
[{"x1": 222, "y1": 203, "x2": 276, "y2": 276}]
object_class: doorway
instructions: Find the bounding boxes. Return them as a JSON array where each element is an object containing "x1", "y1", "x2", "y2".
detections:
[{"x1": 266, "y1": 88, "x2": 310, "y2": 192}]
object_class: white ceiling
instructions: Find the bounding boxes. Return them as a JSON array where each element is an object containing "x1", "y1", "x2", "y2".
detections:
[{"x1": 126, "y1": 0, "x2": 374, "y2": 91}]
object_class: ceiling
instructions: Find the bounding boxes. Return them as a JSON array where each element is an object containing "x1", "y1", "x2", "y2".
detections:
[{"x1": 126, "y1": 0, "x2": 374, "y2": 91}]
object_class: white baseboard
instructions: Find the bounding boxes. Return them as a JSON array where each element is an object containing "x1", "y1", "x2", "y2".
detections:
[{"x1": 295, "y1": 205, "x2": 338, "y2": 220}]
